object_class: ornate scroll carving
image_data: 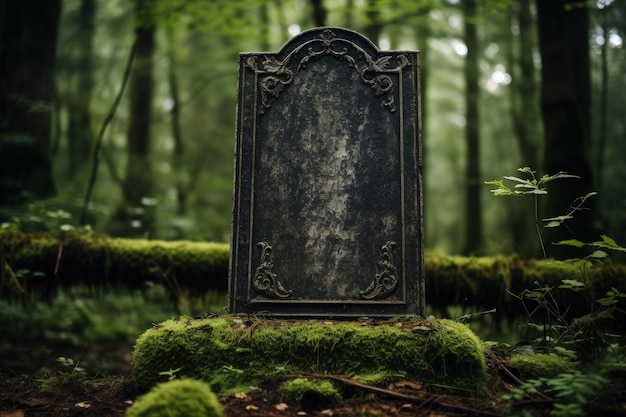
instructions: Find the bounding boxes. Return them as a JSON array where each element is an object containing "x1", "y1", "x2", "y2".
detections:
[
  {"x1": 253, "y1": 241, "x2": 292, "y2": 299},
  {"x1": 245, "y1": 29, "x2": 410, "y2": 113},
  {"x1": 360, "y1": 241, "x2": 399, "y2": 300}
]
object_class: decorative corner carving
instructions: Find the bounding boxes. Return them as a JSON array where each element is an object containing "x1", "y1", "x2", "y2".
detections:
[
  {"x1": 247, "y1": 29, "x2": 410, "y2": 114},
  {"x1": 253, "y1": 241, "x2": 292, "y2": 299},
  {"x1": 360, "y1": 241, "x2": 399, "y2": 300}
]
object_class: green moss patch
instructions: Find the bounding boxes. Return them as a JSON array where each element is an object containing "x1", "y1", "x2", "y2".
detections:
[
  {"x1": 132, "y1": 316, "x2": 487, "y2": 396},
  {"x1": 0, "y1": 230, "x2": 229, "y2": 297},
  {"x1": 127, "y1": 378, "x2": 223, "y2": 417},
  {"x1": 280, "y1": 377, "x2": 341, "y2": 403},
  {"x1": 510, "y1": 353, "x2": 574, "y2": 379}
]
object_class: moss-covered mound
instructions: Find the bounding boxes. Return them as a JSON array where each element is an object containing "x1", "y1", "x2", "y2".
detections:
[
  {"x1": 510, "y1": 353, "x2": 573, "y2": 379},
  {"x1": 126, "y1": 378, "x2": 223, "y2": 417},
  {"x1": 132, "y1": 316, "x2": 487, "y2": 396}
]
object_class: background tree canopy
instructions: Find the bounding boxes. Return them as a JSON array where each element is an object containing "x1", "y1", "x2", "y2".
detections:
[{"x1": 1, "y1": 0, "x2": 624, "y2": 258}]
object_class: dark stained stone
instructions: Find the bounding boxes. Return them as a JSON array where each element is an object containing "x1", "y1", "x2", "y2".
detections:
[{"x1": 229, "y1": 27, "x2": 424, "y2": 317}]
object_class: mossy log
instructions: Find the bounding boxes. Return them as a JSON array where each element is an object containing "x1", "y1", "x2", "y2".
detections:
[
  {"x1": 2, "y1": 231, "x2": 625, "y2": 319},
  {"x1": 0, "y1": 230, "x2": 228, "y2": 297},
  {"x1": 131, "y1": 316, "x2": 487, "y2": 396}
]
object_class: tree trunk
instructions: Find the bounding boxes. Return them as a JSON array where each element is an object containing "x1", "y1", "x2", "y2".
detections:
[
  {"x1": 363, "y1": 0, "x2": 382, "y2": 45},
  {"x1": 0, "y1": 0, "x2": 61, "y2": 204},
  {"x1": 112, "y1": 0, "x2": 156, "y2": 236},
  {"x1": 537, "y1": 0, "x2": 595, "y2": 257},
  {"x1": 463, "y1": 0, "x2": 483, "y2": 255},
  {"x1": 511, "y1": 0, "x2": 541, "y2": 169},
  {"x1": 67, "y1": 0, "x2": 96, "y2": 180},
  {"x1": 310, "y1": 0, "x2": 327, "y2": 27},
  {"x1": 506, "y1": 0, "x2": 542, "y2": 256},
  {"x1": 595, "y1": 5, "x2": 609, "y2": 191}
]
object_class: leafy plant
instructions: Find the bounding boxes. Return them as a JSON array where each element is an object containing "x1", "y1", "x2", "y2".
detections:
[
  {"x1": 503, "y1": 371, "x2": 608, "y2": 417},
  {"x1": 486, "y1": 168, "x2": 625, "y2": 360},
  {"x1": 56, "y1": 356, "x2": 86, "y2": 375},
  {"x1": 485, "y1": 167, "x2": 592, "y2": 259}
]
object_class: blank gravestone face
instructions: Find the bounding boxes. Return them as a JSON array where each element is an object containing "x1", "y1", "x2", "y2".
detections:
[{"x1": 229, "y1": 27, "x2": 424, "y2": 317}]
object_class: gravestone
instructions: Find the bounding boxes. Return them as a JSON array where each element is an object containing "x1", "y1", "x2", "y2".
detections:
[{"x1": 228, "y1": 27, "x2": 424, "y2": 317}]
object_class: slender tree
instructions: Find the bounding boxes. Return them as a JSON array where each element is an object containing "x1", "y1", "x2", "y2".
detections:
[
  {"x1": 111, "y1": 0, "x2": 156, "y2": 236},
  {"x1": 0, "y1": 0, "x2": 62, "y2": 204},
  {"x1": 463, "y1": 0, "x2": 483, "y2": 255},
  {"x1": 310, "y1": 0, "x2": 327, "y2": 27},
  {"x1": 67, "y1": 0, "x2": 96, "y2": 180},
  {"x1": 537, "y1": 0, "x2": 595, "y2": 256}
]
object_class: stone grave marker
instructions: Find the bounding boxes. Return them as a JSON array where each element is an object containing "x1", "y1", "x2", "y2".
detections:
[{"x1": 228, "y1": 27, "x2": 424, "y2": 317}]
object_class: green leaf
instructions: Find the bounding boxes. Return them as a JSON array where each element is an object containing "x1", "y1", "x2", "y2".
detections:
[
  {"x1": 503, "y1": 175, "x2": 530, "y2": 184},
  {"x1": 553, "y1": 239, "x2": 584, "y2": 248},
  {"x1": 539, "y1": 171, "x2": 580, "y2": 184},
  {"x1": 559, "y1": 279, "x2": 586, "y2": 290},
  {"x1": 588, "y1": 250, "x2": 608, "y2": 259},
  {"x1": 543, "y1": 215, "x2": 574, "y2": 222}
]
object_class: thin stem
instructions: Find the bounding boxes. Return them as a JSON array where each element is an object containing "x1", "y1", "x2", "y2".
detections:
[{"x1": 535, "y1": 195, "x2": 547, "y2": 258}]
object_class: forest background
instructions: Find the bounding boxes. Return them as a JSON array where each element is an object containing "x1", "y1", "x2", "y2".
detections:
[{"x1": 1, "y1": 0, "x2": 625, "y2": 259}]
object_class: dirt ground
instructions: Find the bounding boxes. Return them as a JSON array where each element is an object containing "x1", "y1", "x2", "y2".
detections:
[{"x1": 0, "y1": 340, "x2": 625, "y2": 417}]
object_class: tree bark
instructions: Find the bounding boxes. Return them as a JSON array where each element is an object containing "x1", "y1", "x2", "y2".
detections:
[
  {"x1": 111, "y1": 0, "x2": 156, "y2": 236},
  {"x1": 67, "y1": 0, "x2": 96, "y2": 180},
  {"x1": 0, "y1": 0, "x2": 61, "y2": 204},
  {"x1": 537, "y1": 0, "x2": 595, "y2": 257},
  {"x1": 310, "y1": 0, "x2": 327, "y2": 27},
  {"x1": 363, "y1": 0, "x2": 382, "y2": 45},
  {"x1": 463, "y1": 0, "x2": 483, "y2": 255},
  {"x1": 512, "y1": 0, "x2": 541, "y2": 169},
  {"x1": 506, "y1": 0, "x2": 542, "y2": 256}
]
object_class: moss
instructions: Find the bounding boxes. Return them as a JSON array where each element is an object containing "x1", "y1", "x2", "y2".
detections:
[
  {"x1": 126, "y1": 378, "x2": 223, "y2": 417},
  {"x1": 132, "y1": 316, "x2": 487, "y2": 396},
  {"x1": 510, "y1": 353, "x2": 574, "y2": 379},
  {"x1": 0, "y1": 230, "x2": 229, "y2": 298},
  {"x1": 3, "y1": 229, "x2": 625, "y2": 323},
  {"x1": 280, "y1": 377, "x2": 341, "y2": 402}
]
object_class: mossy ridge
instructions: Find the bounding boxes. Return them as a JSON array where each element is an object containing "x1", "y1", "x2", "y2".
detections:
[
  {"x1": 0, "y1": 230, "x2": 229, "y2": 298},
  {"x1": 280, "y1": 377, "x2": 341, "y2": 403},
  {"x1": 126, "y1": 378, "x2": 223, "y2": 417},
  {"x1": 131, "y1": 316, "x2": 487, "y2": 396},
  {"x1": 510, "y1": 353, "x2": 574, "y2": 380}
]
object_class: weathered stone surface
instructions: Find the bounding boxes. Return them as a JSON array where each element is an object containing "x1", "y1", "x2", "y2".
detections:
[{"x1": 229, "y1": 27, "x2": 423, "y2": 317}]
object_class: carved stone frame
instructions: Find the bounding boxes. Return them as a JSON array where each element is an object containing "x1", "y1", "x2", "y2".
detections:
[{"x1": 229, "y1": 27, "x2": 424, "y2": 317}]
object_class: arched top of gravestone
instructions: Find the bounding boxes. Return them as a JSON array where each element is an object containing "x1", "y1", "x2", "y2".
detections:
[
  {"x1": 242, "y1": 26, "x2": 413, "y2": 115},
  {"x1": 275, "y1": 26, "x2": 380, "y2": 60}
]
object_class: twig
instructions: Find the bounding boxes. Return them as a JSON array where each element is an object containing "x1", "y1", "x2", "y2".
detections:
[
  {"x1": 80, "y1": 38, "x2": 138, "y2": 225},
  {"x1": 54, "y1": 242, "x2": 63, "y2": 275},
  {"x1": 497, "y1": 363, "x2": 552, "y2": 401},
  {"x1": 302, "y1": 373, "x2": 503, "y2": 417}
]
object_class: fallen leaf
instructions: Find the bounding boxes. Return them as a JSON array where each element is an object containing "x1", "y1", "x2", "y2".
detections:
[
  {"x1": 389, "y1": 380, "x2": 423, "y2": 391},
  {"x1": 235, "y1": 392, "x2": 251, "y2": 401},
  {"x1": 75, "y1": 401, "x2": 91, "y2": 408},
  {"x1": 0, "y1": 411, "x2": 25, "y2": 417},
  {"x1": 275, "y1": 402, "x2": 289, "y2": 411}
]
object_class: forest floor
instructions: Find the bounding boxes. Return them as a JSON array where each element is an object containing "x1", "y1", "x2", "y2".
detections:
[{"x1": 1, "y1": 338, "x2": 626, "y2": 417}]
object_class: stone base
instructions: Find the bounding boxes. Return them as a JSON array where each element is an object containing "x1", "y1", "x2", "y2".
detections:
[{"x1": 132, "y1": 316, "x2": 487, "y2": 396}]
